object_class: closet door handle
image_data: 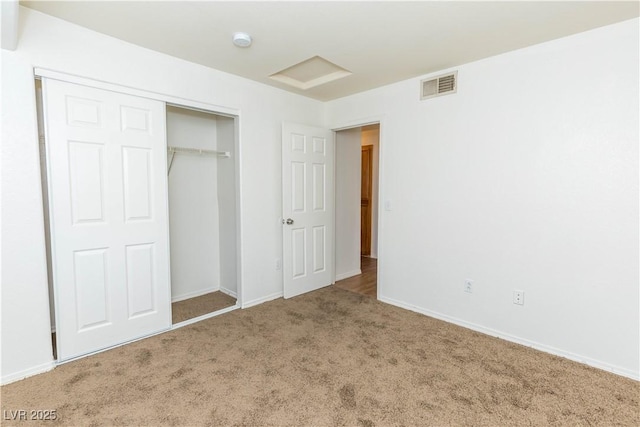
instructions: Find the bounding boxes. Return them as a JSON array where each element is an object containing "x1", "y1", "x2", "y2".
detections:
[{"x1": 284, "y1": 218, "x2": 294, "y2": 225}]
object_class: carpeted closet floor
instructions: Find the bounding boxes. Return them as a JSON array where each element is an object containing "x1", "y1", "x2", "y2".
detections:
[
  {"x1": 1, "y1": 287, "x2": 637, "y2": 426},
  {"x1": 172, "y1": 291, "x2": 236, "y2": 324}
]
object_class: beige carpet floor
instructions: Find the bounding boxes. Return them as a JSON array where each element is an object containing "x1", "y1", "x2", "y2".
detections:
[
  {"x1": 1, "y1": 287, "x2": 638, "y2": 426},
  {"x1": 172, "y1": 291, "x2": 236, "y2": 324}
]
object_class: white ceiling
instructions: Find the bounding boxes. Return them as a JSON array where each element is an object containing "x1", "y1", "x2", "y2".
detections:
[{"x1": 21, "y1": 1, "x2": 640, "y2": 101}]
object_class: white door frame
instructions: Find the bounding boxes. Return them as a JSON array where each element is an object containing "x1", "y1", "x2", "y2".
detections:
[
  {"x1": 331, "y1": 116, "x2": 385, "y2": 300},
  {"x1": 34, "y1": 67, "x2": 244, "y2": 359}
]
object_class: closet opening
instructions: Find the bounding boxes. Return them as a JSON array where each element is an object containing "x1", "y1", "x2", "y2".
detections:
[
  {"x1": 166, "y1": 105, "x2": 240, "y2": 325},
  {"x1": 36, "y1": 73, "x2": 242, "y2": 364}
]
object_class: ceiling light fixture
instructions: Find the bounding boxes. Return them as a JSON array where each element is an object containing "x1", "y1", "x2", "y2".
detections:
[{"x1": 232, "y1": 32, "x2": 252, "y2": 48}]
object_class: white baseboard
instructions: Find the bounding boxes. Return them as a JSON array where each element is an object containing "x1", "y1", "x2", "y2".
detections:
[
  {"x1": 241, "y1": 292, "x2": 283, "y2": 309},
  {"x1": 1, "y1": 360, "x2": 56, "y2": 385},
  {"x1": 220, "y1": 286, "x2": 237, "y2": 298},
  {"x1": 171, "y1": 287, "x2": 218, "y2": 303},
  {"x1": 379, "y1": 295, "x2": 639, "y2": 381},
  {"x1": 335, "y1": 269, "x2": 361, "y2": 281}
]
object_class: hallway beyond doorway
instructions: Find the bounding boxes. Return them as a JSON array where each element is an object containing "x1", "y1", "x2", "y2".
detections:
[{"x1": 335, "y1": 257, "x2": 377, "y2": 297}]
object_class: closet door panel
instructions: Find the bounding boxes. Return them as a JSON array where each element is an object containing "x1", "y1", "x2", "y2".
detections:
[
  {"x1": 120, "y1": 105, "x2": 151, "y2": 133},
  {"x1": 73, "y1": 248, "x2": 110, "y2": 330},
  {"x1": 68, "y1": 141, "x2": 106, "y2": 224},
  {"x1": 122, "y1": 146, "x2": 153, "y2": 221},
  {"x1": 43, "y1": 78, "x2": 171, "y2": 361},
  {"x1": 125, "y1": 243, "x2": 156, "y2": 318}
]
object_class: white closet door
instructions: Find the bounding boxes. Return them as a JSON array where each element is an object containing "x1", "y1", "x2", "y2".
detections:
[{"x1": 42, "y1": 78, "x2": 171, "y2": 361}]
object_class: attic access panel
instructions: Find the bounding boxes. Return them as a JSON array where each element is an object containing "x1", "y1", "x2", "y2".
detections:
[{"x1": 270, "y1": 56, "x2": 352, "y2": 90}]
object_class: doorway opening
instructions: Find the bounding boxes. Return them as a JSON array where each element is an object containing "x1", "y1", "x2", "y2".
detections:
[{"x1": 334, "y1": 123, "x2": 380, "y2": 298}]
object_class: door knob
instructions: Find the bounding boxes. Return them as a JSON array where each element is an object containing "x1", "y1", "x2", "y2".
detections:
[{"x1": 284, "y1": 218, "x2": 294, "y2": 225}]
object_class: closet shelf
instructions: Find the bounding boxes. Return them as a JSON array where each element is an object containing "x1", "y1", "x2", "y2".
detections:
[
  {"x1": 167, "y1": 146, "x2": 231, "y2": 158},
  {"x1": 167, "y1": 146, "x2": 230, "y2": 175}
]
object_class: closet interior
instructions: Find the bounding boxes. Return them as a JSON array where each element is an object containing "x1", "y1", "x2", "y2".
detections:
[{"x1": 166, "y1": 105, "x2": 238, "y2": 324}]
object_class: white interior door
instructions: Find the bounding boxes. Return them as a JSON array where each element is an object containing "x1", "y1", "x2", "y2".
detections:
[
  {"x1": 43, "y1": 78, "x2": 171, "y2": 361},
  {"x1": 282, "y1": 123, "x2": 334, "y2": 298}
]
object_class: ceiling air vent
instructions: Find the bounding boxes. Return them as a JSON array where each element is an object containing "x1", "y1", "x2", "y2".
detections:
[{"x1": 420, "y1": 71, "x2": 457, "y2": 100}]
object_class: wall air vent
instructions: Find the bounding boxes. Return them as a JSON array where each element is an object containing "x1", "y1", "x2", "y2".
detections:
[{"x1": 420, "y1": 71, "x2": 457, "y2": 100}]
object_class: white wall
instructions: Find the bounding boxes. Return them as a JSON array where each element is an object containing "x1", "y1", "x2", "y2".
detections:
[
  {"x1": 0, "y1": 0, "x2": 19, "y2": 50},
  {"x1": 361, "y1": 125, "x2": 379, "y2": 258},
  {"x1": 327, "y1": 19, "x2": 640, "y2": 379},
  {"x1": 1, "y1": 7, "x2": 324, "y2": 384},
  {"x1": 335, "y1": 128, "x2": 362, "y2": 280},
  {"x1": 166, "y1": 107, "x2": 220, "y2": 302}
]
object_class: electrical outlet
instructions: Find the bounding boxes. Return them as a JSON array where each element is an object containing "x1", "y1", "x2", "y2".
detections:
[
  {"x1": 513, "y1": 290, "x2": 524, "y2": 305},
  {"x1": 464, "y1": 279, "x2": 473, "y2": 293},
  {"x1": 275, "y1": 258, "x2": 281, "y2": 271}
]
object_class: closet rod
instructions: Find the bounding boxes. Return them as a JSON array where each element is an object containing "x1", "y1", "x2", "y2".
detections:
[
  {"x1": 167, "y1": 146, "x2": 231, "y2": 158},
  {"x1": 167, "y1": 146, "x2": 231, "y2": 175}
]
